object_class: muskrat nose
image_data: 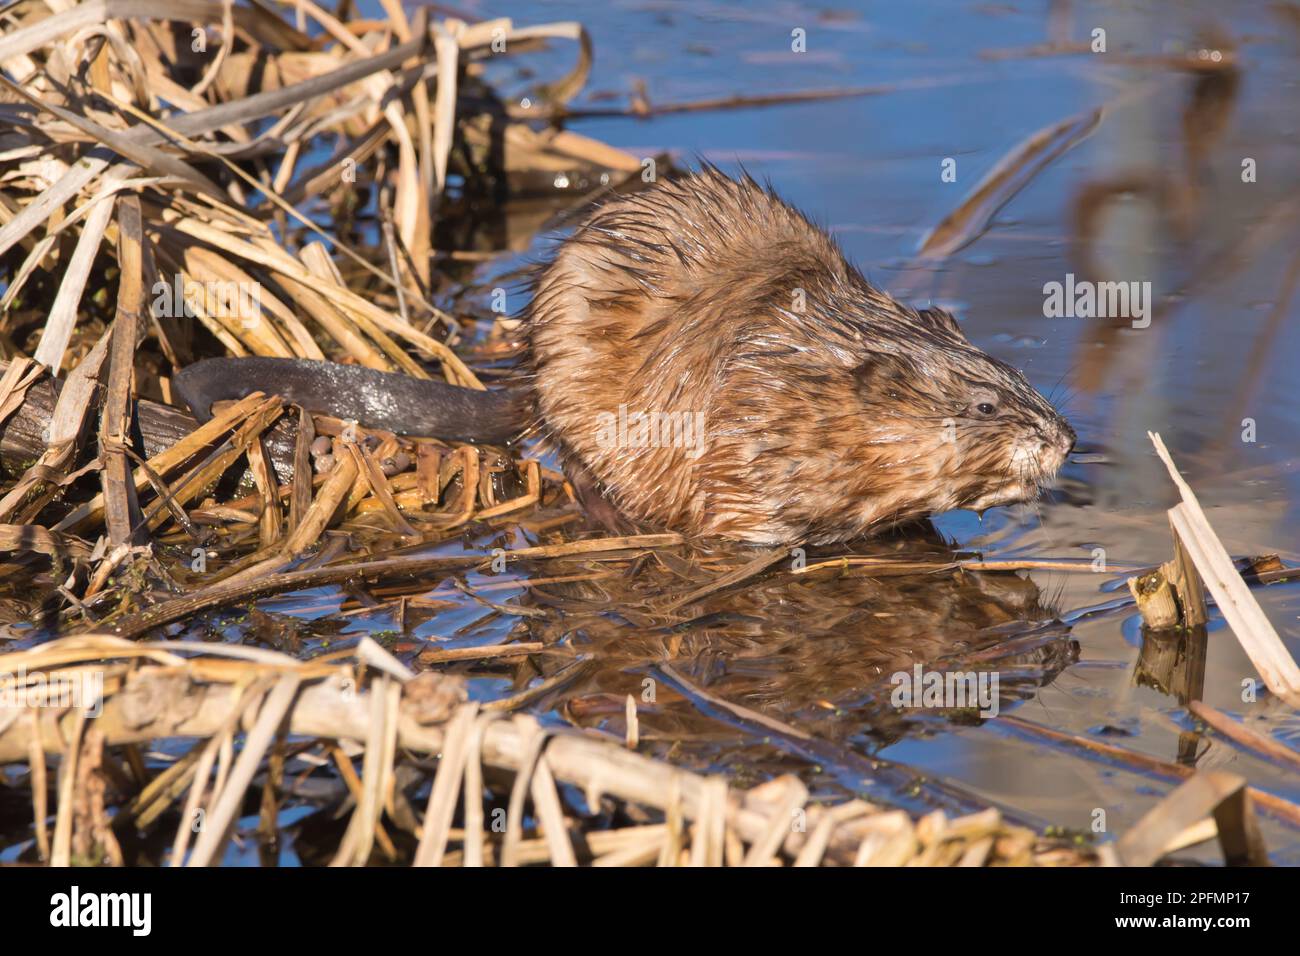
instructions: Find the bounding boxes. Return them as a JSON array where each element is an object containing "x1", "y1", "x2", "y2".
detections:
[{"x1": 1059, "y1": 421, "x2": 1077, "y2": 455}]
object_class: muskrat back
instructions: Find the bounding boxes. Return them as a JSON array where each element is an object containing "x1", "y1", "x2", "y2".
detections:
[{"x1": 528, "y1": 166, "x2": 1075, "y2": 544}]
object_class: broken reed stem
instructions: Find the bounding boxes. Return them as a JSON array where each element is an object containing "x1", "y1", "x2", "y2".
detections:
[
  {"x1": 101, "y1": 195, "x2": 146, "y2": 547},
  {"x1": 1187, "y1": 699, "x2": 1300, "y2": 774},
  {"x1": 999, "y1": 713, "x2": 1300, "y2": 829},
  {"x1": 1146, "y1": 432, "x2": 1300, "y2": 707}
]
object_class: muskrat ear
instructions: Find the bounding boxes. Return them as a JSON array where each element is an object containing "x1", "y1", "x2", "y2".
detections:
[
  {"x1": 917, "y1": 306, "x2": 968, "y2": 342},
  {"x1": 852, "y1": 350, "x2": 914, "y2": 397}
]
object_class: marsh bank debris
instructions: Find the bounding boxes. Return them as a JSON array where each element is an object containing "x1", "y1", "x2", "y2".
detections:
[
  {"x1": 0, "y1": 0, "x2": 647, "y2": 609},
  {"x1": 0, "y1": 634, "x2": 1104, "y2": 867}
]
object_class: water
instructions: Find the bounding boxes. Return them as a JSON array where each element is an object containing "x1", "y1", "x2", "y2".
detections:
[{"x1": 449, "y1": 0, "x2": 1300, "y2": 861}]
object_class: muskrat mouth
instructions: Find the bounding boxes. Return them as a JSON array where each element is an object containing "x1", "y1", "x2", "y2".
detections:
[
  {"x1": 966, "y1": 475, "x2": 1047, "y2": 512},
  {"x1": 967, "y1": 489, "x2": 1019, "y2": 512},
  {"x1": 978, "y1": 437, "x2": 1070, "y2": 511}
]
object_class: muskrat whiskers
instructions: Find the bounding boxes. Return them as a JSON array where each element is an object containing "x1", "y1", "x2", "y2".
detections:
[{"x1": 1051, "y1": 386, "x2": 1080, "y2": 419}]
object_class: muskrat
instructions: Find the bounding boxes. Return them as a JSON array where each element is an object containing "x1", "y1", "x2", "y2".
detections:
[{"x1": 175, "y1": 167, "x2": 1075, "y2": 545}]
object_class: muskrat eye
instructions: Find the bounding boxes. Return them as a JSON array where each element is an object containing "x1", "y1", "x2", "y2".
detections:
[{"x1": 968, "y1": 399, "x2": 998, "y2": 419}]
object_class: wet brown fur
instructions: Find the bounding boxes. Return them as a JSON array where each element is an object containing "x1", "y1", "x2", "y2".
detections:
[{"x1": 528, "y1": 167, "x2": 1075, "y2": 544}]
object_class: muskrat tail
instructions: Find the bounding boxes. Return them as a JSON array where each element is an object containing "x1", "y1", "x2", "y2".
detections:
[{"x1": 172, "y1": 357, "x2": 528, "y2": 445}]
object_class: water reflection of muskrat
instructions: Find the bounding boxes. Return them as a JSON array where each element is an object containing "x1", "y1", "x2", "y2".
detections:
[
  {"x1": 522, "y1": 528, "x2": 1081, "y2": 748},
  {"x1": 176, "y1": 167, "x2": 1075, "y2": 544}
]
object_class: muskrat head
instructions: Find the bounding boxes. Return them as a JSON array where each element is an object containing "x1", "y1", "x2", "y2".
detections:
[
  {"x1": 714, "y1": 304, "x2": 1076, "y2": 544},
  {"x1": 843, "y1": 308, "x2": 1076, "y2": 528}
]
